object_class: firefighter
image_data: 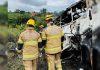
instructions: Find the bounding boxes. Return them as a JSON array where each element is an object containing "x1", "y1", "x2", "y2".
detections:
[
  {"x1": 39, "y1": 25, "x2": 45, "y2": 33},
  {"x1": 86, "y1": 0, "x2": 93, "y2": 8},
  {"x1": 16, "y1": 19, "x2": 42, "y2": 70},
  {"x1": 42, "y1": 15, "x2": 64, "y2": 70},
  {"x1": 31, "y1": 11, "x2": 36, "y2": 19}
]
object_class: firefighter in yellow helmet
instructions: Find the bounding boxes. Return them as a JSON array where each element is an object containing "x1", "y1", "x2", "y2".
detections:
[
  {"x1": 17, "y1": 19, "x2": 42, "y2": 70},
  {"x1": 39, "y1": 24, "x2": 46, "y2": 33},
  {"x1": 42, "y1": 15, "x2": 64, "y2": 70}
]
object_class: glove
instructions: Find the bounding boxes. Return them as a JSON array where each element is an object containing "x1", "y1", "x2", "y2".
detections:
[
  {"x1": 40, "y1": 48, "x2": 43, "y2": 51},
  {"x1": 39, "y1": 48, "x2": 43, "y2": 57},
  {"x1": 16, "y1": 48, "x2": 22, "y2": 53}
]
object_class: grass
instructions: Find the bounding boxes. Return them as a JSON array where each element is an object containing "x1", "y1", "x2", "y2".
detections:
[
  {"x1": 0, "y1": 25, "x2": 24, "y2": 70},
  {"x1": 0, "y1": 5, "x2": 7, "y2": 14},
  {"x1": 0, "y1": 25, "x2": 24, "y2": 38}
]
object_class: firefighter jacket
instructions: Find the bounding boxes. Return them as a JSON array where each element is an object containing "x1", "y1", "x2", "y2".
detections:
[
  {"x1": 42, "y1": 25, "x2": 64, "y2": 54},
  {"x1": 18, "y1": 27, "x2": 42, "y2": 60}
]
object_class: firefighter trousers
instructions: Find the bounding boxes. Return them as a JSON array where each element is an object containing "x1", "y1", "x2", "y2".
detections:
[
  {"x1": 47, "y1": 53, "x2": 62, "y2": 70},
  {"x1": 23, "y1": 59, "x2": 37, "y2": 70}
]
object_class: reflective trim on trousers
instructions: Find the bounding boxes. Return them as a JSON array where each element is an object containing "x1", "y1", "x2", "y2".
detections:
[
  {"x1": 45, "y1": 47, "x2": 61, "y2": 54},
  {"x1": 23, "y1": 53, "x2": 38, "y2": 60}
]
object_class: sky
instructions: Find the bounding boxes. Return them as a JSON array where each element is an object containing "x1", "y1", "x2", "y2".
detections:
[
  {"x1": 0, "y1": 0, "x2": 6, "y2": 5},
  {"x1": 8, "y1": 0, "x2": 78, "y2": 12}
]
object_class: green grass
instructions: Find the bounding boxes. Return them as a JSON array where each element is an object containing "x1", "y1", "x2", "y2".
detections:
[
  {"x1": 0, "y1": 25, "x2": 24, "y2": 70},
  {"x1": 0, "y1": 26, "x2": 21, "y2": 37},
  {"x1": 0, "y1": 5, "x2": 7, "y2": 24},
  {"x1": 0, "y1": 5, "x2": 7, "y2": 13},
  {"x1": 0, "y1": 25, "x2": 24, "y2": 45}
]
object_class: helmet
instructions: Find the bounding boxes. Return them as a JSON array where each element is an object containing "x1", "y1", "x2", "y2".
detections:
[
  {"x1": 27, "y1": 19, "x2": 35, "y2": 26},
  {"x1": 45, "y1": 14, "x2": 53, "y2": 21},
  {"x1": 40, "y1": 25, "x2": 44, "y2": 28}
]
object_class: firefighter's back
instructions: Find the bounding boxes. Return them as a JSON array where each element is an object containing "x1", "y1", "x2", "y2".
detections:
[
  {"x1": 20, "y1": 29, "x2": 40, "y2": 60},
  {"x1": 45, "y1": 25, "x2": 63, "y2": 54}
]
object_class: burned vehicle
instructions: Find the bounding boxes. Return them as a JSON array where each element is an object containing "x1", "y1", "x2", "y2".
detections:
[{"x1": 54, "y1": 0, "x2": 100, "y2": 70}]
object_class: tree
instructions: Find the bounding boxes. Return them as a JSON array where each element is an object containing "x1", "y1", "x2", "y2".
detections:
[
  {"x1": 3, "y1": 1, "x2": 7, "y2": 7},
  {"x1": 20, "y1": 10, "x2": 25, "y2": 14},
  {"x1": 40, "y1": 8, "x2": 47, "y2": 16},
  {"x1": 15, "y1": 9, "x2": 20, "y2": 13}
]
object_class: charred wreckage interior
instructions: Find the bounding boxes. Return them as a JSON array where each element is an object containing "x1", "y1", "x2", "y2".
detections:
[{"x1": 53, "y1": 0, "x2": 100, "y2": 70}]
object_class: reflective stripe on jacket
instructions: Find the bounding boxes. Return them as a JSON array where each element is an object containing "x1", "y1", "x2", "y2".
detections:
[
  {"x1": 18, "y1": 28, "x2": 42, "y2": 60},
  {"x1": 42, "y1": 25, "x2": 64, "y2": 54}
]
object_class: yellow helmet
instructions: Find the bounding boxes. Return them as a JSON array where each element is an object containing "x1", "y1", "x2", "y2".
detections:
[
  {"x1": 45, "y1": 14, "x2": 53, "y2": 21},
  {"x1": 40, "y1": 25, "x2": 44, "y2": 28},
  {"x1": 27, "y1": 19, "x2": 35, "y2": 26}
]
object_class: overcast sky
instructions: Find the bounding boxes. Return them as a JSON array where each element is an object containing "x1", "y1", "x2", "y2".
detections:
[
  {"x1": 0, "y1": 0, "x2": 6, "y2": 5},
  {"x1": 8, "y1": 0, "x2": 78, "y2": 12}
]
